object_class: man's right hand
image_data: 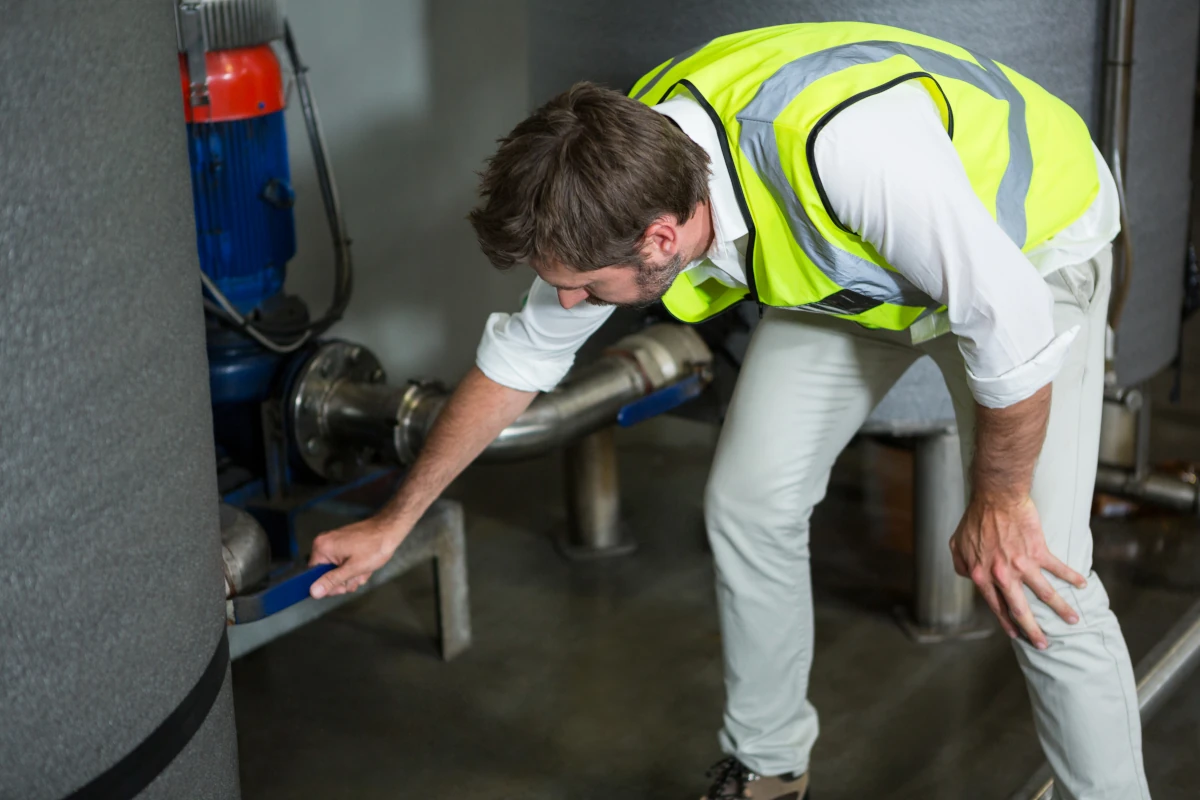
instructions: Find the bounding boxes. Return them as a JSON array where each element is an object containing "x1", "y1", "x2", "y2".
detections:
[
  {"x1": 305, "y1": 366, "x2": 537, "y2": 601},
  {"x1": 308, "y1": 517, "x2": 408, "y2": 599}
]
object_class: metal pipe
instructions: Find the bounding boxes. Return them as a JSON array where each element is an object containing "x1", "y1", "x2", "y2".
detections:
[
  {"x1": 896, "y1": 428, "x2": 992, "y2": 643},
  {"x1": 292, "y1": 324, "x2": 713, "y2": 479},
  {"x1": 219, "y1": 504, "x2": 271, "y2": 597},
  {"x1": 912, "y1": 430, "x2": 975, "y2": 631},
  {"x1": 395, "y1": 354, "x2": 651, "y2": 464},
  {"x1": 1100, "y1": 0, "x2": 1136, "y2": 174},
  {"x1": 1095, "y1": 465, "x2": 1200, "y2": 513},
  {"x1": 1101, "y1": 0, "x2": 1137, "y2": 333},
  {"x1": 1013, "y1": 598, "x2": 1200, "y2": 799},
  {"x1": 560, "y1": 428, "x2": 634, "y2": 558}
]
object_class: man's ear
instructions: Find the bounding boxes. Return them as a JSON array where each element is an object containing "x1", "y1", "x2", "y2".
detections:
[{"x1": 642, "y1": 215, "x2": 680, "y2": 259}]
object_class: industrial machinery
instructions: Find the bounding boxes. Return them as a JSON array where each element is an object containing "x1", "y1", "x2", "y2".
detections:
[{"x1": 176, "y1": 0, "x2": 714, "y2": 651}]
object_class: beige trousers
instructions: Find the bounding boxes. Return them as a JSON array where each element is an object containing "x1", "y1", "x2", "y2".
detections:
[{"x1": 705, "y1": 246, "x2": 1150, "y2": 799}]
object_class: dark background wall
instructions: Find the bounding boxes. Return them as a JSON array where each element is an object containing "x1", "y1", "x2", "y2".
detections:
[
  {"x1": 530, "y1": 0, "x2": 1199, "y2": 385},
  {"x1": 283, "y1": 0, "x2": 532, "y2": 386}
]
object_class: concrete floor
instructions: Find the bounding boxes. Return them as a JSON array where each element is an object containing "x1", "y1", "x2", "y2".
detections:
[{"x1": 233, "y1": 425, "x2": 1200, "y2": 800}]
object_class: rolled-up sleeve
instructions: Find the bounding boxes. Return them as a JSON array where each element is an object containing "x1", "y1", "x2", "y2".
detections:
[
  {"x1": 475, "y1": 275, "x2": 616, "y2": 393},
  {"x1": 812, "y1": 82, "x2": 1076, "y2": 409}
]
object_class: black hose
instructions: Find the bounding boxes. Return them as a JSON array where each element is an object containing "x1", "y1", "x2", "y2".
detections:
[{"x1": 205, "y1": 21, "x2": 354, "y2": 343}]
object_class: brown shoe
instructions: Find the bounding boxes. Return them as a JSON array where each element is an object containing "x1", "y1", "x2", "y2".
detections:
[{"x1": 700, "y1": 757, "x2": 810, "y2": 800}]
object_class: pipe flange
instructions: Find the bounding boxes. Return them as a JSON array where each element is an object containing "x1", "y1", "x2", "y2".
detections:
[
  {"x1": 604, "y1": 324, "x2": 713, "y2": 390},
  {"x1": 393, "y1": 380, "x2": 448, "y2": 465},
  {"x1": 289, "y1": 341, "x2": 387, "y2": 481}
]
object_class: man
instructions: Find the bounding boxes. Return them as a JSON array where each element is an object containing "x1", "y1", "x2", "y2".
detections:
[{"x1": 308, "y1": 22, "x2": 1147, "y2": 800}]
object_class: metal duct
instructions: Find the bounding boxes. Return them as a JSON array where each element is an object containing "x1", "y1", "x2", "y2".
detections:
[
  {"x1": 529, "y1": 0, "x2": 1200, "y2": 384},
  {"x1": 1095, "y1": 465, "x2": 1200, "y2": 513},
  {"x1": 0, "y1": 2, "x2": 240, "y2": 798},
  {"x1": 289, "y1": 325, "x2": 713, "y2": 479}
]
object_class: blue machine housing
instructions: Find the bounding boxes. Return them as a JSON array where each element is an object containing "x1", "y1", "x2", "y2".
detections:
[
  {"x1": 187, "y1": 109, "x2": 298, "y2": 407},
  {"x1": 188, "y1": 109, "x2": 296, "y2": 314}
]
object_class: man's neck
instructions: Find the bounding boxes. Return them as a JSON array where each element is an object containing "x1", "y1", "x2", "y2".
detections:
[{"x1": 692, "y1": 200, "x2": 716, "y2": 263}]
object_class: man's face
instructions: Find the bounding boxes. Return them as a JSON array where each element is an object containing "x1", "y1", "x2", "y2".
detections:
[{"x1": 533, "y1": 251, "x2": 685, "y2": 310}]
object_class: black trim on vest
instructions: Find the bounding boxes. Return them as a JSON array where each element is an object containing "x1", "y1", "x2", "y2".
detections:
[
  {"x1": 61, "y1": 629, "x2": 230, "y2": 800},
  {"x1": 798, "y1": 287, "x2": 883, "y2": 316},
  {"x1": 669, "y1": 79, "x2": 760, "y2": 311},
  {"x1": 807, "y1": 71, "x2": 955, "y2": 236}
]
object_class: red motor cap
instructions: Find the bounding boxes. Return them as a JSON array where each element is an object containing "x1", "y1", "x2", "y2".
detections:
[{"x1": 180, "y1": 44, "x2": 285, "y2": 123}]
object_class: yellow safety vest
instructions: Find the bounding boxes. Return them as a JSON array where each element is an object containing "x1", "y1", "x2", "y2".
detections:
[{"x1": 629, "y1": 22, "x2": 1101, "y2": 329}]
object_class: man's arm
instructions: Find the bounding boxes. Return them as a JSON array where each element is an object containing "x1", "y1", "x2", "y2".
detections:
[
  {"x1": 308, "y1": 276, "x2": 613, "y2": 599},
  {"x1": 811, "y1": 81, "x2": 1086, "y2": 647},
  {"x1": 309, "y1": 367, "x2": 535, "y2": 599},
  {"x1": 949, "y1": 385, "x2": 1086, "y2": 648}
]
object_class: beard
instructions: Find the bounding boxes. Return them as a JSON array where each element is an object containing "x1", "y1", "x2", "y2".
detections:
[{"x1": 584, "y1": 252, "x2": 686, "y2": 309}]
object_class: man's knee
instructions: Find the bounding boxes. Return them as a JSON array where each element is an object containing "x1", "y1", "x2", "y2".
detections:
[
  {"x1": 704, "y1": 471, "x2": 817, "y2": 558},
  {"x1": 1024, "y1": 574, "x2": 1115, "y2": 640}
]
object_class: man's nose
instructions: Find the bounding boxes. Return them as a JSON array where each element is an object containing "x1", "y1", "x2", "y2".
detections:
[{"x1": 557, "y1": 287, "x2": 589, "y2": 309}]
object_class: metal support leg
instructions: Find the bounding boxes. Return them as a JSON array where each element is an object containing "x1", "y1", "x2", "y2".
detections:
[
  {"x1": 557, "y1": 427, "x2": 636, "y2": 560},
  {"x1": 897, "y1": 427, "x2": 992, "y2": 643},
  {"x1": 1012, "y1": 597, "x2": 1200, "y2": 799},
  {"x1": 229, "y1": 499, "x2": 471, "y2": 660},
  {"x1": 433, "y1": 501, "x2": 472, "y2": 660}
]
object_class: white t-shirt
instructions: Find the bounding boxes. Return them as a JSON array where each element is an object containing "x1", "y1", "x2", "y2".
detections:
[{"x1": 475, "y1": 81, "x2": 1119, "y2": 409}]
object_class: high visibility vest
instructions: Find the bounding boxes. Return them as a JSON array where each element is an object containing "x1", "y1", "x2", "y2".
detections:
[{"x1": 629, "y1": 22, "x2": 1100, "y2": 329}]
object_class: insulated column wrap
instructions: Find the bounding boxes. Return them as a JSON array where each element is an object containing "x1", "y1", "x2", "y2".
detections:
[{"x1": 0, "y1": 2, "x2": 240, "y2": 798}]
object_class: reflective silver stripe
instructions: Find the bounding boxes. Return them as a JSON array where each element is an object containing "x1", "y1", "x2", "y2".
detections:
[
  {"x1": 633, "y1": 42, "x2": 707, "y2": 101},
  {"x1": 968, "y1": 51, "x2": 1029, "y2": 247},
  {"x1": 736, "y1": 40, "x2": 1034, "y2": 309}
]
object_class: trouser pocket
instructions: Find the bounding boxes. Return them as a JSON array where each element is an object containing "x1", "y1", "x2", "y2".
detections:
[{"x1": 1048, "y1": 256, "x2": 1100, "y2": 313}]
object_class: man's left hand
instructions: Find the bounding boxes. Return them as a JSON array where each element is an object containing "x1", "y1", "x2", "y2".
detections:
[{"x1": 949, "y1": 495, "x2": 1087, "y2": 649}]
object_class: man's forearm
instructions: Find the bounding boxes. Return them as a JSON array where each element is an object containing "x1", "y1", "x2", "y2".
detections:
[
  {"x1": 375, "y1": 366, "x2": 536, "y2": 536},
  {"x1": 972, "y1": 383, "x2": 1052, "y2": 503}
]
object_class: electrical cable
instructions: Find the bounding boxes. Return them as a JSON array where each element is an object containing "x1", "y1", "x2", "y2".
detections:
[
  {"x1": 201, "y1": 20, "x2": 354, "y2": 347},
  {"x1": 200, "y1": 272, "x2": 312, "y2": 353}
]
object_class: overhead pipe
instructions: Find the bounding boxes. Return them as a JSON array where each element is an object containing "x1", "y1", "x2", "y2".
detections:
[
  {"x1": 1101, "y1": 0, "x2": 1136, "y2": 334},
  {"x1": 288, "y1": 324, "x2": 713, "y2": 480}
]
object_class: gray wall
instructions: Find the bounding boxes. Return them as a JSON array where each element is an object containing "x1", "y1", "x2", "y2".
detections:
[
  {"x1": 530, "y1": 0, "x2": 1199, "y2": 386},
  {"x1": 283, "y1": 0, "x2": 531, "y2": 385},
  {"x1": 1120, "y1": 1, "x2": 1199, "y2": 383}
]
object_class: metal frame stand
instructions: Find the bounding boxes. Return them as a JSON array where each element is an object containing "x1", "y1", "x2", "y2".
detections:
[
  {"x1": 1011, "y1": 597, "x2": 1200, "y2": 799},
  {"x1": 896, "y1": 427, "x2": 993, "y2": 643},
  {"x1": 557, "y1": 427, "x2": 637, "y2": 560},
  {"x1": 228, "y1": 498, "x2": 471, "y2": 661}
]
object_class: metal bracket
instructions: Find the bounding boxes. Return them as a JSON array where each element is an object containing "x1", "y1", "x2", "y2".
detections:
[
  {"x1": 228, "y1": 563, "x2": 333, "y2": 624},
  {"x1": 176, "y1": 1, "x2": 210, "y2": 108},
  {"x1": 259, "y1": 398, "x2": 288, "y2": 501}
]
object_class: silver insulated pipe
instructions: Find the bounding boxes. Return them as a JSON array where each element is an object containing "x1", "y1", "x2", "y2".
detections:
[{"x1": 289, "y1": 324, "x2": 713, "y2": 480}]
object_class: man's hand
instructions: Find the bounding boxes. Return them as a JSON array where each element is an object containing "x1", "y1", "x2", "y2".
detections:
[
  {"x1": 306, "y1": 367, "x2": 537, "y2": 601},
  {"x1": 308, "y1": 518, "x2": 406, "y2": 599},
  {"x1": 953, "y1": 383, "x2": 1088, "y2": 649},
  {"x1": 950, "y1": 495, "x2": 1087, "y2": 649}
]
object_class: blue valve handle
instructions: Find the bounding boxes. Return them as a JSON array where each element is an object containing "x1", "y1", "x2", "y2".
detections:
[
  {"x1": 229, "y1": 562, "x2": 334, "y2": 624},
  {"x1": 617, "y1": 374, "x2": 705, "y2": 428}
]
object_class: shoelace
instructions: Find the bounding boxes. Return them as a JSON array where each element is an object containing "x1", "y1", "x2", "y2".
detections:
[{"x1": 705, "y1": 756, "x2": 753, "y2": 799}]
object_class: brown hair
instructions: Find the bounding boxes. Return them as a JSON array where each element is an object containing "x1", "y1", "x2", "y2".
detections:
[{"x1": 469, "y1": 82, "x2": 710, "y2": 272}]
